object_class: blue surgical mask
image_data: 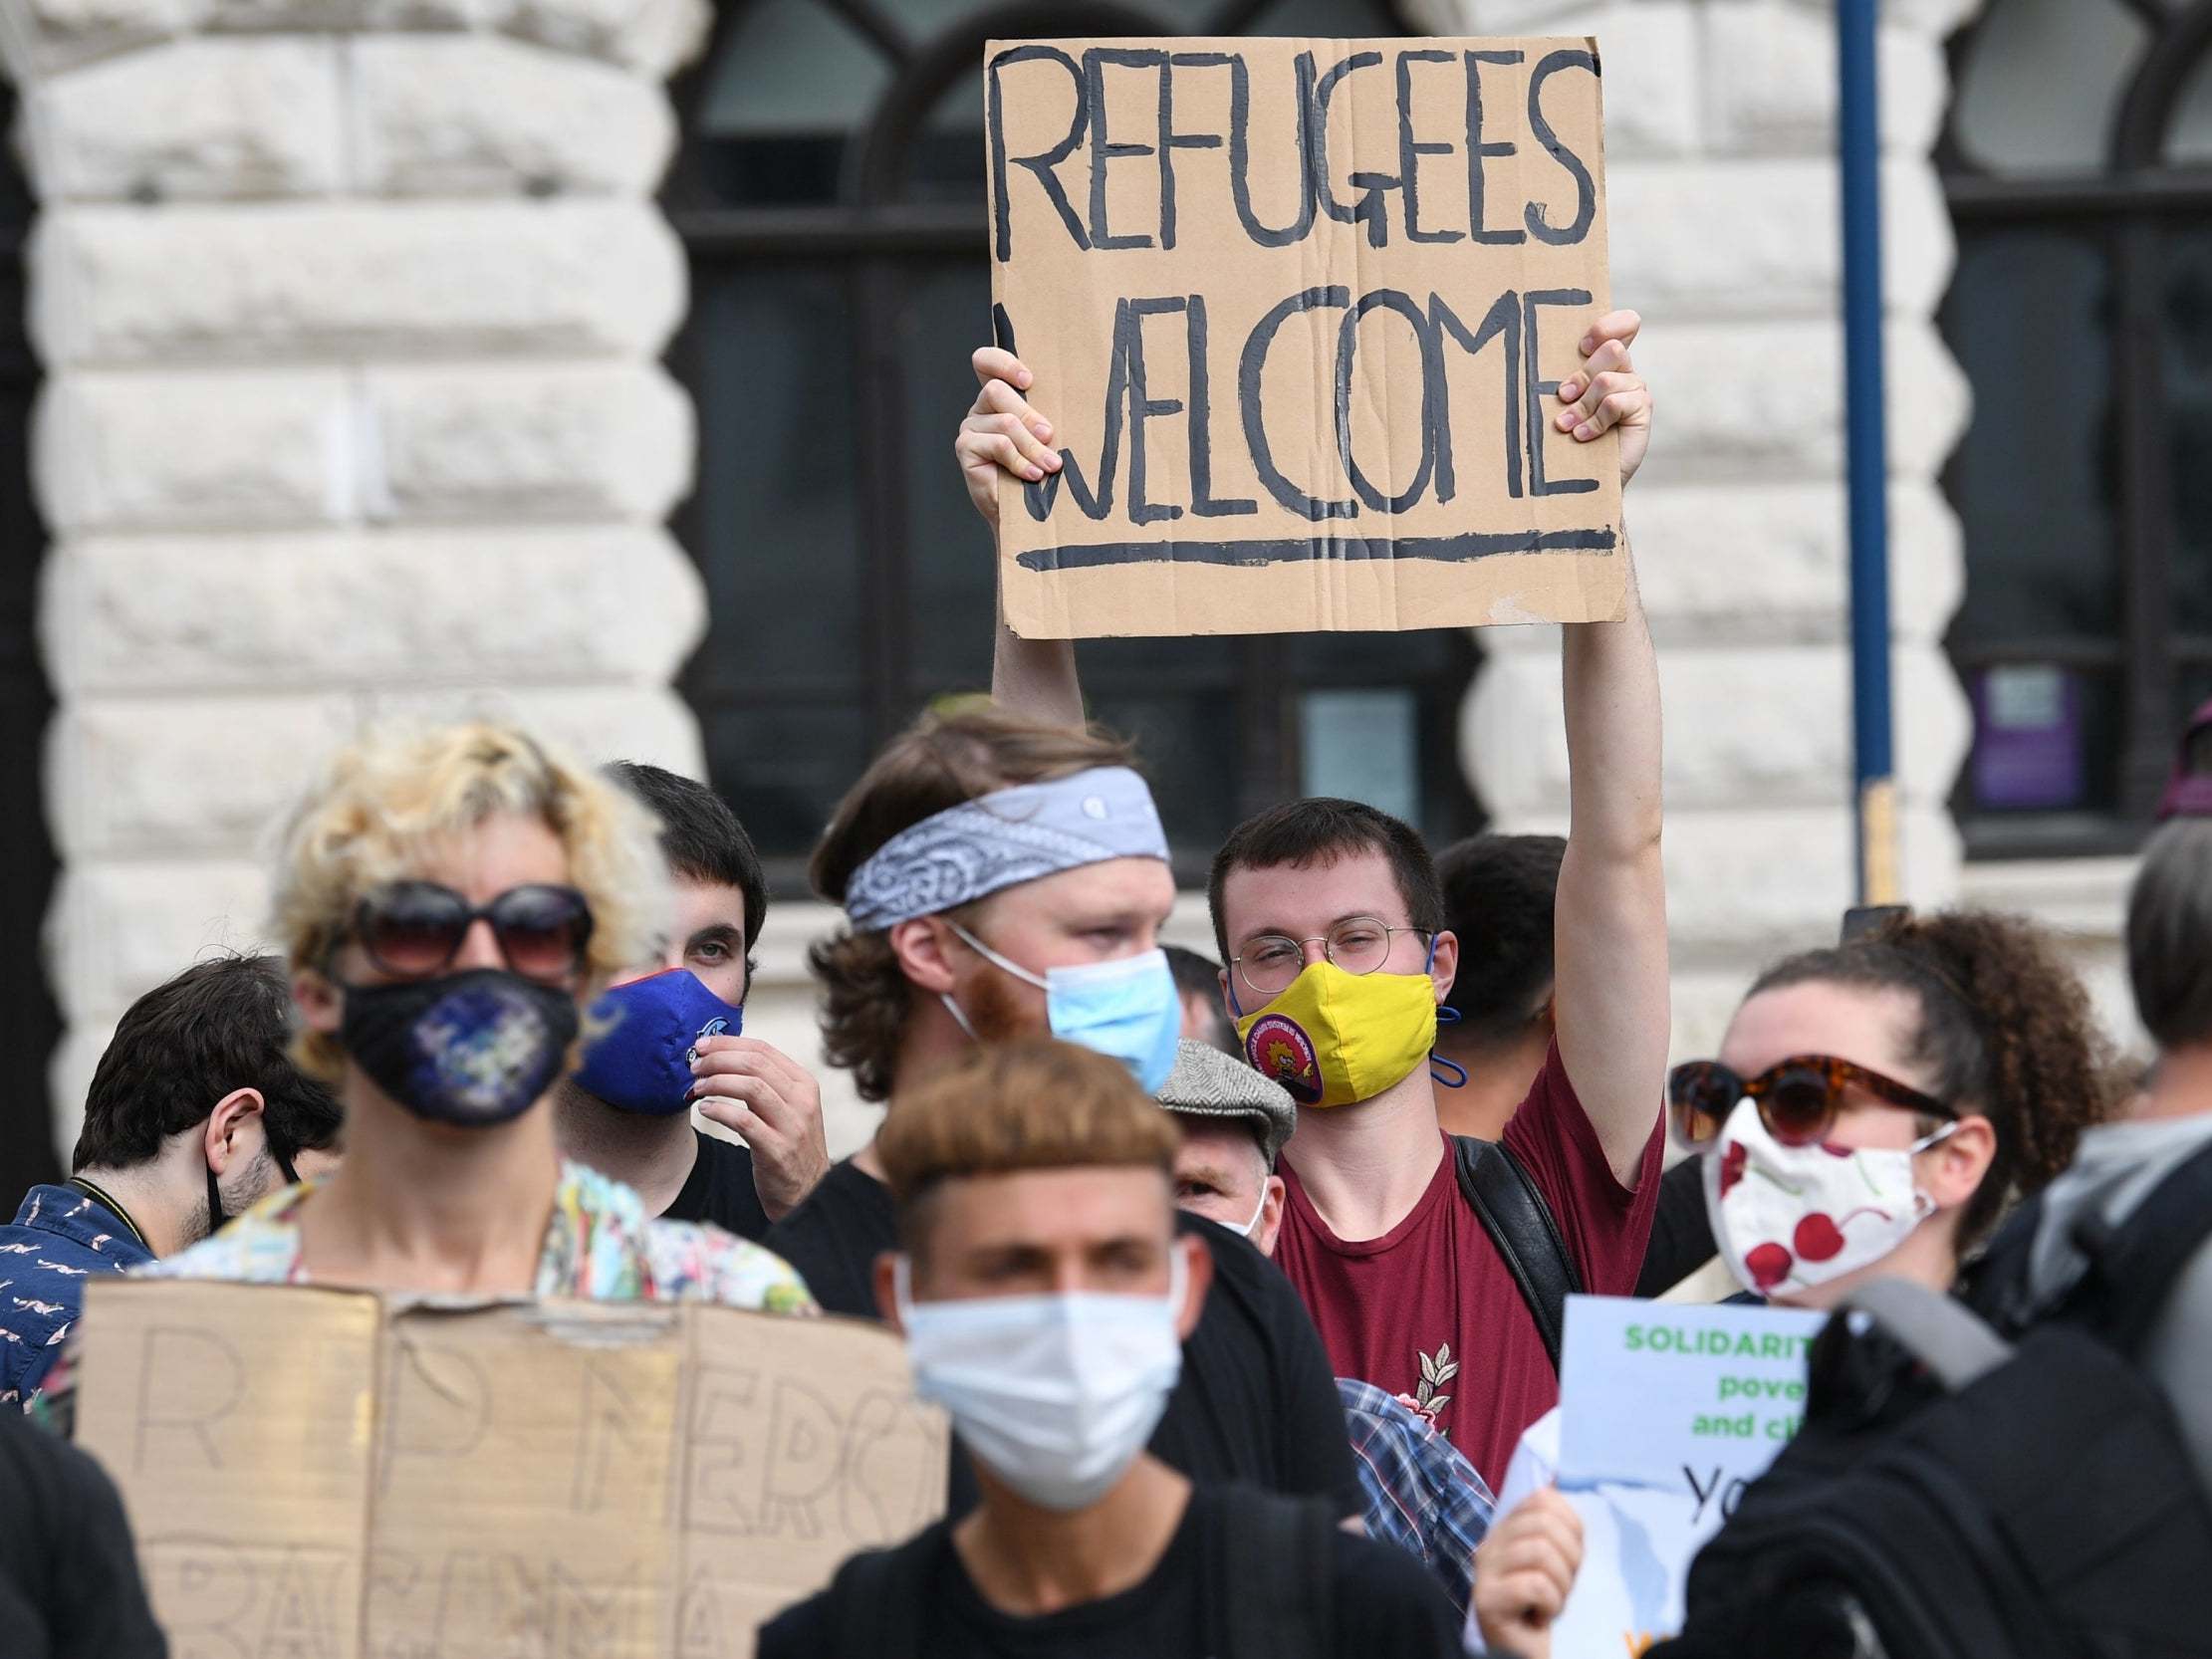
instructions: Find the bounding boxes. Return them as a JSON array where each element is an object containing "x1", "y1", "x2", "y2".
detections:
[
  {"x1": 573, "y1": 969, "x2": 742, "y2": 1115},
  {"x1": 943, "y1": 924, "x2": 1182, "y2": 1093}
]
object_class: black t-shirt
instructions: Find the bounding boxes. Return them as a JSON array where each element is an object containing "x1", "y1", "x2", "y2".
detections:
[
  {"x1": 1634, "y1": 1156, "x2": 1717, "y2": 1298},
  {"x1": 659, "y1": 1128, "x2": 772, "y2": 1242},
  {"x1": 0, "y1": 1412, "x2": 166, "y2": 1659},
  {"x1": 758, "y1": 1484, "x2": 1462, "y2": 1659},
  {"x1": 764, "y1": 1159, "x2": 1363, "y2": 1520}
]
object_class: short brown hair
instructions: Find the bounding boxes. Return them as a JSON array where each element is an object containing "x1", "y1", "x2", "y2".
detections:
[
  {"x1": 808, "y1": 702, "x2": 1137, "y2": 1102},
  {"x1": 1206, "y1": 797, "x2": 1445, "y2": 962},
  {"x1": 877, "y1": 1038, "x2": 1182, "y2": 1250}
]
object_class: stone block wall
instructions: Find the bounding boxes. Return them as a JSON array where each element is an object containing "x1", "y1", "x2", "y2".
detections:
[
  {"x1": 1413, "y1": 0, "x2": 1985, "y2": 1060},
  {"x1": 0, "y1": 0, "x2": 715, "y2": 1154}
]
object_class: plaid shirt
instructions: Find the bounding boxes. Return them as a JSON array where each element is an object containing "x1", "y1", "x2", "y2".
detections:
[{"x1": 1339, "y1": 1375, "x2": 1496, "y2": 1617}]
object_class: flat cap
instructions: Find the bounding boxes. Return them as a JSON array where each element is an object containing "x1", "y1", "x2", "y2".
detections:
[{"x1": 1155, "y1": 1039, "x2": 1298, "y2": 1169}]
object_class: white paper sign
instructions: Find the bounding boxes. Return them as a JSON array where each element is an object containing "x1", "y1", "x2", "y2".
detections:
[{"x1": 1478, "y1": 1295, "x2": 1827, "y2": 1656}]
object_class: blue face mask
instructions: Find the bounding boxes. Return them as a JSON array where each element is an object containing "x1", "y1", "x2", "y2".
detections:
[
  {"x1": 573, "y1": 969, "x2": 743, "y2": 1115},
  {"x1": 945, "y1": 923, "x2": 1182, "y2": 1093}
]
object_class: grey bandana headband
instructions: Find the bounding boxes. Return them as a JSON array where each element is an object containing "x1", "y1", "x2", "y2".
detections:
[{"x1": 843, "y1": 766, "x2": 1170, "y2": 931}]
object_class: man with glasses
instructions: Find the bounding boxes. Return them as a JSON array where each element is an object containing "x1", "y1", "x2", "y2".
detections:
[
  {"x1": 956, "y1": 312, "x2": 1669, "y2": 1489},
  {"x1": 0, "y1": 954, "x2": 345, "y2": 1407}
]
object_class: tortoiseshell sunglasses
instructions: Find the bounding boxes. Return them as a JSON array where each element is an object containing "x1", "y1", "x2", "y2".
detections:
[{"x1": 1667, "y1": 1055, "x2": 1955, "y2": 1148}]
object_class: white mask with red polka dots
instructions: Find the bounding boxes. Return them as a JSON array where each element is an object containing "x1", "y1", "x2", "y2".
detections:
[{"x1": 1702, "y1": 1098, "x2": 1956, "y2": 1299}]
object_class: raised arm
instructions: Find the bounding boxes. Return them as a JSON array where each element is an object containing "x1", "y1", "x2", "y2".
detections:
[
  {"x1": 1550, "y1": 312, "x2": 1669, "y2": 1187},
  {"x1": 955, "y1": 347, "x2": 1085, "y2": 730}
]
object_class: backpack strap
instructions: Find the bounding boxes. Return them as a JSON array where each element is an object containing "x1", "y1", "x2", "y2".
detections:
[
  {"x1": 827, "y1": 1528, "x2": 938, "y2": 1659},
  {"x1": 1836, "y1": 1278, "x2": 2013, "y2": 1391},
  {"x1": 2067, "y1": 1133, "x2": 2212, "y2": 1354},
  {"x1": 1221, "y1": 1494, "x2": 1335, "y2": 1659},
  {"x1": 1960, "y1": 1191, "x2": 2047, "y2": 1337},
  {"x1": 1452, "y1": 1136, "x2": 1583, "y2": 1371}
]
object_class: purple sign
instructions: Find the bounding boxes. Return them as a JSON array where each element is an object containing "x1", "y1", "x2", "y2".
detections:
[{"x1": 1972, "y1": 666, "x2": 2083, "y2": 811}]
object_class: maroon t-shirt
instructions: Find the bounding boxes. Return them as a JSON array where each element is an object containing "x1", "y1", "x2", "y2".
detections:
[{"x1": 1273, "y1": 1043, "x2": 1662, "y2": 1489}]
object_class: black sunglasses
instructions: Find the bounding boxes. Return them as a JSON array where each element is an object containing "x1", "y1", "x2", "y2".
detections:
[
  {"x1": 349, "y1": 881, "x2": 594, "y2": 984},
  {"x1": 1667, "y1": 1054, "x2": 1954, "y2": 1149}
]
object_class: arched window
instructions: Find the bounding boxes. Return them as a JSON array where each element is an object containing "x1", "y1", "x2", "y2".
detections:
[
  {"x1": 1941, "y1": 0, "x2": 2212, "y2": 852},
  {"x1": 662, "y1": 0, "x2": 1480, "y2": 886}
]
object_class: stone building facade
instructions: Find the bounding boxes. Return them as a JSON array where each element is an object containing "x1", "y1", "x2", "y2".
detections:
[{"x1": 0, "y1": 0, "x2": 2145, "y2": 1167}]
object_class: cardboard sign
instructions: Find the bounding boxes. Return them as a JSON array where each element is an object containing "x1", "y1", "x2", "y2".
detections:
[
  {"x1": 72, "y1": 1279, "x2": 950, "y2": 1659},
  {"x1": 986, "y1": 37, "x2": 1626, "y2": 639},
  {"x1": 1502, "y1": 1295, "x2": 1827, "y2": 1656}
]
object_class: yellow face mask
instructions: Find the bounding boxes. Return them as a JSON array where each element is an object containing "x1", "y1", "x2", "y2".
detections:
[{"x1": 1233, "y1": 960, "x2": 1439, "y2": 1109}]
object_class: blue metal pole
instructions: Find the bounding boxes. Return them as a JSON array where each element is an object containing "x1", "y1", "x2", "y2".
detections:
[{"x1": 1839, "y1": 0, "x2": 1896, "y2": 904}]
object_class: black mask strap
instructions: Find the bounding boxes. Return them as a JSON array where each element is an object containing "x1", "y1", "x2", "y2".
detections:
[
  {"x1": 272, "y1": 1142, "x2": 300, "y2": 1186},
  {"x1": 204, "y1": 1159, "x2": 226, "y2": 1238}
]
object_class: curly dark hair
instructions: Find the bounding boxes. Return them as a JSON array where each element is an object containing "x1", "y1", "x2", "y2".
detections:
[
  {"x1": 1748, "y1": 909, "x2": 2120, "y2": 1248},
  {"x1": 808, "y1": 703, "x2": 1138, "y2": 1103}
]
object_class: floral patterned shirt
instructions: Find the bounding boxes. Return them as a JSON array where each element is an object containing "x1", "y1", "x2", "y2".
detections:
[{"x1": 138, "y1": 1160, "x2": 817, "y2": 1313}]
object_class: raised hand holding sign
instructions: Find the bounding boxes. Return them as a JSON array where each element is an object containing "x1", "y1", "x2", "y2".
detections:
[{"x1": 984, "y1": 36, "x2": 1628, "y2": 639}]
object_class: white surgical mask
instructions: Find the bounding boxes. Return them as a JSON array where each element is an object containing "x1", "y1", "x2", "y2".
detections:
[
  {"x1": 941, "y1": 924, "x2": 1182, "y2": 1092},
  {"x1": 1224, "y1": 1183, "x2": 1270, "y2": 1240},
  {"x1": 1703, "y1": 1097, "x2": 1957, "y2": 1299},
  {"x1": 894, "y1": 1251, "x2": 1186, "y2": 1512}
]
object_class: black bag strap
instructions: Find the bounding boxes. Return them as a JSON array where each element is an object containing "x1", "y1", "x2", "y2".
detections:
[
  {"x1": 1452, "y1": 1136, "x2": 1583, "y2": 1370},
  {"x1": 1222, "y1": 1494, "x2": 1335, "y2": 1659},
  {"x1": 1835, "y1": 1278, "x2": 2013, "y2": 1391},
  {"x1": 1962, "y1": 1191, "x2": 2046, "y2": 1336},
  {"x1": 827, "y1": 1529, "x2": 937, "y2": 1659}
]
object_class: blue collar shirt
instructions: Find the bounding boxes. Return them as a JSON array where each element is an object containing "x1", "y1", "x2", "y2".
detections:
[{"x1": 0, "y1": 1185, "x2": 154, "y2": 1406}]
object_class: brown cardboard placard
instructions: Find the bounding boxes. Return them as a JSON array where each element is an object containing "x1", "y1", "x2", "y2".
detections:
[
  {"x1": 987, "y1": 37, "x2": 1626, "y2": 639},
  {"x1": 73, "y1": 1279, "x2": 949, "y2": 1659}
]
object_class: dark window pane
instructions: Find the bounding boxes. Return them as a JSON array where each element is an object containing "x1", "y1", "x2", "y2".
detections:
[
  {"x1": 681, "y1": 265, "x2": 865, "y2": 697},
  {"x1": 1944, "y1": 230, "x2": 2118, "y2": 645},
  {"x1": 1951, "y1": 0, "x2": 2141, "y2": 175},
  {"x1": 2167, "y1": 229, "x2": 2212, "y2": 634},
  {"x1": 1301, "y1": 688, "x2": 1418, "y2": 824},
  {"x1": 1965, "y1": 664, "x2": 2119, "y2": 816},
  {"x1": 690, "y1": 0, "x2": 893, "y2": 203},
  {"x1": 2182, "y1": 664, "x2": 2212, "y2": 749},
  {"x1": 1087, "y1": 689, "x2": 1246, "y2": 860},
  {"x1": 679, "y1": 264, "x2": 869, "y2": 860},
  {"x1": 907, "y1": 64, "x2": 986, "y2": 202},
  {"x1": 696, "y1": 0, "x2": 889, "y2": 137},
  {"x1": 2168, "y1": 40, "x2": 2212, "y2": 166},
  {"x1": 700, "y1": 705, "x2": 873, "y2": 861},
  {"x1": 900, "y1": 263, "x2": 1000, "y2": 693}
]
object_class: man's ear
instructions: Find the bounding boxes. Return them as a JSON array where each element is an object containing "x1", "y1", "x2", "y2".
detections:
[
  {"x1": 294, "y1": 966, "x2": 342, "y2": 1037},
  {"x1": 888, "y1": 917, "x2": 962, "y2": 997},
  {"x1": 1428, "y1": 929, "x2": 1459, "y2": 1003},
  {"x1": 873, "y1": 1250, "x2": 907, "y2": 1334},
  {"x1": 1254, "y1": 1176, "x2": 1287, "y2": 1259},
  {"x1": 1923, "y1": 1114, "x2": 1997, "y2": 1212},
  {"x1": 1171, "y1": 1233, "x2": 1213, "y2": 1341},
  {"x1": 203, "y1": 1087, "x2": 266, "y2": 1175}
]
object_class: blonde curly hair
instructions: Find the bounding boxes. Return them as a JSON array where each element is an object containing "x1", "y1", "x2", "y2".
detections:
[{"x1": 272, "y1": 720, "x2": 668, "y2": 1082}]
